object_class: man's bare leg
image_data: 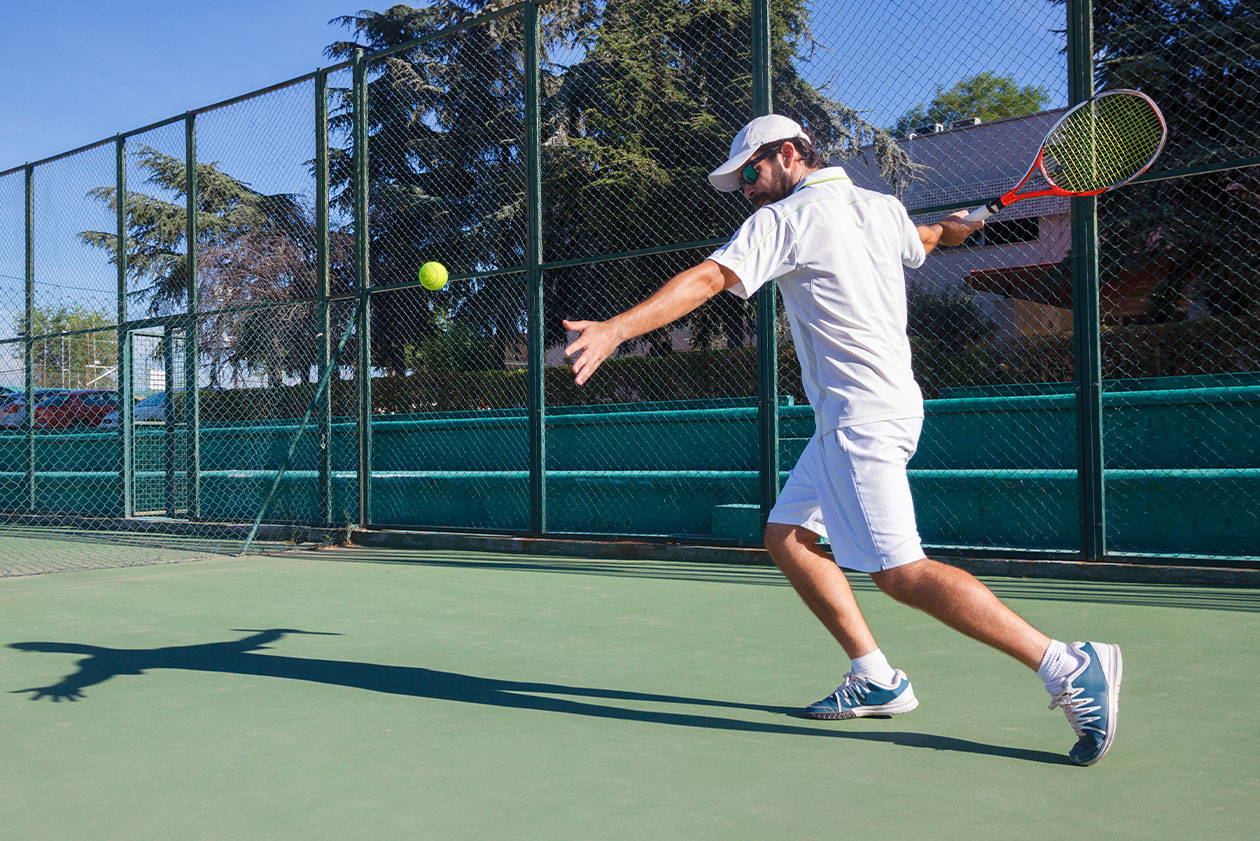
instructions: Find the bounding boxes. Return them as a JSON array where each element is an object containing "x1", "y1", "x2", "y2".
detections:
[
  {"x1": 764, "y1": 523, "x2": 919, "y2": 719},
  {"x1": 763, "y1": 523, "x2": 878, "y2": 659},
  {"x1": 870, "y1": 558, "x2": 1049, "y2": 668},
  {"x1": 871, "y1": 557, "x2": 1124, "y2": 765}
]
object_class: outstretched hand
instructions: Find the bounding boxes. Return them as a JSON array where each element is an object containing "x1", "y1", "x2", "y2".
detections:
[{"x1": 563, "y1": 318, "x2": 625, "y2": 385}]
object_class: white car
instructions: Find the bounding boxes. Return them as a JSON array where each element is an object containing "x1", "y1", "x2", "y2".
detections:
[{"x1": 98, "y1": 391, "x2": 171, "y2": 429}]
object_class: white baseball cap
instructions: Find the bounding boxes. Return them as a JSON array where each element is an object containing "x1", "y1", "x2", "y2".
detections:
[{"x1": 707, "y1": 114, "x2": 807, "y2": 193}]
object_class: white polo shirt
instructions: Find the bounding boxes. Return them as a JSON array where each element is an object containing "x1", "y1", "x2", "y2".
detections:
[{"x1": 708, "y1": 166, "x2": 926, "y2": 432}]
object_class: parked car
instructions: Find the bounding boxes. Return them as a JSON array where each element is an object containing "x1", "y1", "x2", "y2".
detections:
[
  {"x1": 34, "y1": 389, "x2": 121, "y2": 429},
  {"x1": 98, "y1": 390, "x2": 172, "y2": 429},
  {"x1": 0, "y1": 393, "x2": 18, "y2": 428},
  {"x1": 0, "y1": 389, "x2": 69, "y2": 429}
]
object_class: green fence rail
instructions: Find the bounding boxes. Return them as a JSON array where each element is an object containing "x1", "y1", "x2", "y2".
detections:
[{"x1": 0, "y1": 0, "x2": 1256, "y2": 568}]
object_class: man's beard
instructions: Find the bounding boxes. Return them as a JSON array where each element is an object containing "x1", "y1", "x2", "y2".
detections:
[{"x1": 748, "y1": 164, "x2": 794, "y2": 208}]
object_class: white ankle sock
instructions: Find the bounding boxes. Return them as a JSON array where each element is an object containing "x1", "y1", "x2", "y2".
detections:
[
  {"x1": 850, "y1": 649, "x2": 896, "y2": 685},
  {"x1": 1037, "y1": 640, "x2": 1083, "y2": 692}
]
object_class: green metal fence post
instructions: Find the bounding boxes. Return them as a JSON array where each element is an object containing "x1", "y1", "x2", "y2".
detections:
[
  {"x1": 353, "y1": 47, "x2": 373, "y2": 528},
  {"x1": 184, "y1": 112, "x2": 201, "y2": 520},
  {"x1": 23, "y1": 165, "x2": 34, "y2": 514},
  {"x1": 315, "y1": 68, "x2": 334, "y2": 526},
  {"x1": 163, "y1": 323, "x2": 177, "y2": 518},
  {"x1": 524, "y1": 1, "x2": 546, "y2": 535},
  {"x1": 752, "y1": 0, "x2": 779, "y2": 526},
  {"x1": 1068, "y1": 0, "x2": 1105, "y2": 561},
  {"x1": 116, "y1": 136, "x2": 133, "y2": 518}
]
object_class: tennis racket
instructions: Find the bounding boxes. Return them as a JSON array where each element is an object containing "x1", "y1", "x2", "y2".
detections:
[{"x1": 965, "y1": 89, "x2": 1167, "y2": 222}]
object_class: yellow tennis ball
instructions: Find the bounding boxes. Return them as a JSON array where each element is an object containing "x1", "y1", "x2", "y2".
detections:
[{"x1": 418, "y1": 261, "x2": 448, "y2": 290}]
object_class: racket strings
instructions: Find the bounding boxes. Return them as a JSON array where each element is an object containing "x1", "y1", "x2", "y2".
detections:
[{"x1": 1041, "y1": 92, "x2": 1166, "y2": 193}]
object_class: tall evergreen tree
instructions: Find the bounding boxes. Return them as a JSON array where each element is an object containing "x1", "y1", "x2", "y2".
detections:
[
  {"x1": 80, "y1": 146, "x2": 350, "y2": 385},
  {"x1": 326, "y1": 2, "x2": 597, "y2": 373},
  {"x1": 327, "y1": 0, "x2": 920, "y2": 369}
]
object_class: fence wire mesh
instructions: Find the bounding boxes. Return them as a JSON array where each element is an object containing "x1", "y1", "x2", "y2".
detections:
[
  {"x1": 369, "y1": 279, "x2": 531, "y2": 532},
  {"x1": 0, "y1": 0, "x2": 1256, "y2": 575},
  {"x1": 363, "y1": 24, "x2": 528, "y2": 284},
  {"x1": 122, "y1": 122, "x2": 189, "y2": 321},
  {"x1": 33, "y1": 147, "x2": 118, "y2": 321},
  {"x1": 1089, "y1": 0, "x2": 1259, "y2": 560},
  {"x1": 541, "y1": 0, "x2": 752, "y2": 262},
  {"x1": 195, "y1": 81, "x2": 321, "y2": 308},
  {"x1": 547, "y1": 248, "x2": 760, "y2": 538}
]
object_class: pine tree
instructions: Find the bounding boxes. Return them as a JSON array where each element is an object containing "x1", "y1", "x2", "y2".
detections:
[
  {"x1": 328, "y1": 0, "x2": 920, "y2": 367},
  {"x1": 80, "y1": 147, "x2": 349, "y2": 385}
]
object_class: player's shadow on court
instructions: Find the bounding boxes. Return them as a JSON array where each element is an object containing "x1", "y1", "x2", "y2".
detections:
[{"x1": 9, "y1": 628, "x2": 1067, "y2": 765}]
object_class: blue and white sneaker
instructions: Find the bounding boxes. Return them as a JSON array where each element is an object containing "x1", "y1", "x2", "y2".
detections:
[
  {"x1": 1049, "y1": 641, "x2": 1123, "y2": 766},
  {"x1": 804, "y1": 669, "x2": 918, "y2": 720}
]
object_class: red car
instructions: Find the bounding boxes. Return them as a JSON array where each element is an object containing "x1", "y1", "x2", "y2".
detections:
[{"x1": 34, "y1": 390, "x2": 121, "y2": 430}]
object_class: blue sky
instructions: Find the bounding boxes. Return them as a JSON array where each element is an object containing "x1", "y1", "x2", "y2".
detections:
[
  {"x1": 1, "y1": 0, "x2": 357, "y2": 169},
  {"x1": 0, "y1": 0, "x2": 364, "y2": 370}
]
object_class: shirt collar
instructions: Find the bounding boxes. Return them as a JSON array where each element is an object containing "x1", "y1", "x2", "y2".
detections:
[{"x1": 792, "y1": 165, "x2": 850, "y2": 194}]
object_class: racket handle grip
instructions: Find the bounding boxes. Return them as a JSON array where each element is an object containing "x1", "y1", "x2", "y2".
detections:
[{"x1": 964, "y1": 200, "x2": 1001, "y2": 223}]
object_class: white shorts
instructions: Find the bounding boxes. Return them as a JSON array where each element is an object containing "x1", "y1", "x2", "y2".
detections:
[{"x1": 768, "y1": 417, "x2": 925, "y2": 573}]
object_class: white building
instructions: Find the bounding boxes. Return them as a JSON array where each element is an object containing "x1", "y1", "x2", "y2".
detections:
[{"x1": 844, "y1": 109, "x2": 1075, "y2": 338}]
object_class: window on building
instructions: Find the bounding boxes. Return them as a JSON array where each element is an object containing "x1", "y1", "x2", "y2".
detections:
[
  {"x1": 984, "y1": 217, "x2": 1039, "y2": 245},
  {"x1": 938, "y1": 216, "x2": 1040, "y2": 250}
]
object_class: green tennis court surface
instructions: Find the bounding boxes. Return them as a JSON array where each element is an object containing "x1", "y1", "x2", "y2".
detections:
[
  {"x1": 0, "y1": 527, "x2": 304, "y2": 577},
  {"x1": 2, "y1": 546, "x2": 1256, "y2": 841}
]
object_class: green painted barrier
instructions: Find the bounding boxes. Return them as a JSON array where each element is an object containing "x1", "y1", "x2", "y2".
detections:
[
  {"x1": 0, "y1": 386, "x2": 1255, "y2": 556},
  {"x1": 9, "y1": 384, "x2": 1248, "y2": 475},
  {"x1": 916, "y1": 386, "x2": 1259, "y2": 470},
  {"x1": 2, "y1": 463, "x2": 1256, "y2": 556},
  {"x1": 710, "y1": 468, "x2": 1260, "y2": 556}
]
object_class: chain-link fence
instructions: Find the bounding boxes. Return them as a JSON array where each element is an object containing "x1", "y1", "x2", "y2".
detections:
[{"x1": 0, "y1": 0, "x2": 1256, "y2": 575}]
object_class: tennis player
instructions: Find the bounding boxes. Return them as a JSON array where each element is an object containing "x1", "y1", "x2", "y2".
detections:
[{"x1": 563, "y1": 114, "x2": 1121, "y2": 766}]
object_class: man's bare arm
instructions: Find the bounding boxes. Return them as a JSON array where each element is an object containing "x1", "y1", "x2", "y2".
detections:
[
  {"x1": 563, "y1": 260, "x2": 741, "y2": 385},
  {"x1": 918, "y1": 210, "x2": 985, "y2": 255}
]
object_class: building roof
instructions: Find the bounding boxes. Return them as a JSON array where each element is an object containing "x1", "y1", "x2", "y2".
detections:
[{"x1": 843, "y1": 108, "x2": 1071, "y2": 220}]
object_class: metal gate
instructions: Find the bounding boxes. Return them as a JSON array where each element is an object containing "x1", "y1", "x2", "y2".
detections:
[{"x1": 127, "y1": 325, "x2": 192, "y2": 519}]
